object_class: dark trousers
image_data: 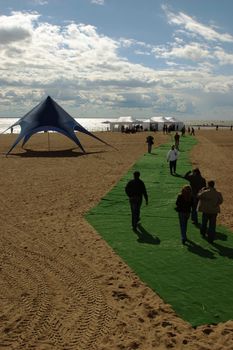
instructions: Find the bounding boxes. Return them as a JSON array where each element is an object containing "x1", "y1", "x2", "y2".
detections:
[
  {"x1": 178, "y1": 212, "x2": 190, "y2": 241},
  {"x1": 129, "y1": 196, "x2": 142, "y2": 229},
  {"x1": 148, "y1": 144, "x2": 152, "y2": 153},
  {"x1": 200, "y1": 213, "x2": 217, "y2": 241},
  {"x1": 169, "y1": 160, "x2": 177, "y2": 174},
  {"x1": 191, "y1": 197, "x2": 198, "y2": 224}
]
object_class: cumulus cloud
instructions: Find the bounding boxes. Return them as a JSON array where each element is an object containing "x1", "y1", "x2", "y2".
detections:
[
  {"x1": 153, "y1": 42, "x2": 210, "y2": 61},
  {"x1": 30, "y1": 0, "x2": 48, "y2": 5},
  {"x1": 0, "y1": 12, "x2": 38, "y2": 45},
  {"x1": 91, "y1": 0, "x2": 105, "y2": 5},
  {"x1": 163, "y1": 5, "x2": 233, "y2": 43},
  {"x1": 214, "y1": 48, "x2": 233, "y2": 65},
  {"x1": 0, "y1": 10, "x2": 232, "y2": 120}
]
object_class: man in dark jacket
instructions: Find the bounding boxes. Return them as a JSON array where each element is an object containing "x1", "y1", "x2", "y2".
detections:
[
  {"x1": 125, "y1": 171, "x2": 148, "y2": 230},
  {"x1": 184, "y1": 168, "x2": 206, "y2": 225}
]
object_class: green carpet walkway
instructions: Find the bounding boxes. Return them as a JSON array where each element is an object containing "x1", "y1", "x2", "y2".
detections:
[{"x1": 86, "y1": 135, "x2": 233, "y2": 326}]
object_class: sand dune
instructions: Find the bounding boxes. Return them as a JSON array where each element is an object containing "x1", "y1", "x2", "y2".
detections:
[{"x1": 0, "y1": 130, "x2": 232, "y2": 349}]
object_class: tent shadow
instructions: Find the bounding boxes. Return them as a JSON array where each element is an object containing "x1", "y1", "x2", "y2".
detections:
[
  {"x1": 186, "y1": 239, "x2": 216, "y2": 259},
  {"x1": 9, "y1": 148, "x2": 106, "y2": 158},
  {"x1": 135, "y1": 224, "x2": 160, "y2": 245}
]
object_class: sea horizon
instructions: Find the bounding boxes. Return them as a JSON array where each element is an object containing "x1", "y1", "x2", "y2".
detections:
[{"x1": 0, "y1": 117, "x2": 232, "y2": 134}]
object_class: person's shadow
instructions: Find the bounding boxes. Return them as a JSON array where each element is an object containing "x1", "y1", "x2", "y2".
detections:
[
  {"x1": 186, "y1": 239, "x2": 216, "y2": 259},
  {"x1": 134, "y1": 224, "x2": 160, "y2": 245},
  {"x1": 215, "y1": 231, "x2": 228, "y2": 241},
  {"x1": 211, "y1": 241, "x2": 233, "y2": 259}
]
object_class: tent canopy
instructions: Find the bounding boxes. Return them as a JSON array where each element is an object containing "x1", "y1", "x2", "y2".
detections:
[{"x1": 5, "y1": 96, "x2": 111, "y2": 154}]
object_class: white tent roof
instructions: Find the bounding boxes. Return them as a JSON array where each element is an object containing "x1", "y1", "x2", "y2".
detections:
[
  {"x1": 166, "y1": 117, "x2": 177, "y2": 122},
  {"x1": 150, "y1": 116, "x2": 168, "y2": 123},
  {"x1": 116, "y1": 116, "x2": 135, "y2": 123}
]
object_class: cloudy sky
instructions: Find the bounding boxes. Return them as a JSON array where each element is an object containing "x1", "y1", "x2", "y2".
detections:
[{"x1": 0, "y1": 0, "x2": 233, "y2": 121}]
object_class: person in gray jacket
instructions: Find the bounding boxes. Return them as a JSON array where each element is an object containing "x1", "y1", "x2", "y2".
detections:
[{"x1": 197, "y1": 180, "x2": 223, "y2": 242}]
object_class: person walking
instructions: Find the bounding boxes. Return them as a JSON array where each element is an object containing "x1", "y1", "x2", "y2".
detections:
[
  {"x1": 184, "y1": 168, "x2": 206, "y2": 225},
  {"x1": 174, "y1": 132, "x2": 180, "y2": 150},
  {"x1": 125, "y1": 171, "x2": 148, "y2": 230},
  {"x1": 146, "y1": 135, "x2": 154, "y2": 153},
  {"x1": 167, "y1": 145, "x2": 179, "y2": 175},
  {"x1": 197, "y1": 180, "x2": 223, "y2": 243},
  {"x1": 175, "y1": 185, "x2": 193, "y2": 244}
]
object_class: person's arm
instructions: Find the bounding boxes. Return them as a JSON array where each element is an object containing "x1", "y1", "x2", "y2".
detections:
[
  {"x1": 142, "y1": 183, "x2": 148, "y2": 205},
  {"x1": 218, "y1": 192, "x2": 223, "y2": 205}
]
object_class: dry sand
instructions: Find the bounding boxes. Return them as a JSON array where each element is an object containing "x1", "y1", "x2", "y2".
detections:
[{"x1": 0, "y1": 130, "x2": 232, "y2": 350}]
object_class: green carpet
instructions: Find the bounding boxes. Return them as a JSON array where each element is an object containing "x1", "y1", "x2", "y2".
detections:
[{"x1": 86, "y1": 135, "x2": 233, "y2": 326}]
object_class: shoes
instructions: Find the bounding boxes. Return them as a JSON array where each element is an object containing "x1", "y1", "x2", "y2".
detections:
[{"x1": 182, "y1": 238, "x2": 187, "y2": 245}]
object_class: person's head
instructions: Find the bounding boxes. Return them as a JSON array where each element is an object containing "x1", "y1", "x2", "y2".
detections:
[
  {"x1": 193, "y1": 168, "x2": 201, "y2": 175},
  {"x1": 133, "y1": 171, "x2": 140, "y2": 179},
  {"x1": 181, "y1": 185, "x2": 192, "y2": 201},
  {"x1": 171, "y1": 145, "x2": 175, "y2": 150},
  {"x1": 208, "y1": 180, "x2": 215, "y2": 188}
]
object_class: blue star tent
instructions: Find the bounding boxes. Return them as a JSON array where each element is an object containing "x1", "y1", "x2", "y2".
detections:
[{"x1": 5, "y1": 96, "x2": 112, "y2": 154}]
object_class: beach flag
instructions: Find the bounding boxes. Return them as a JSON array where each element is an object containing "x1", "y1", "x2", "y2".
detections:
[{"x1": 4, "y1": 96, "x2": 112, "y2": 155}]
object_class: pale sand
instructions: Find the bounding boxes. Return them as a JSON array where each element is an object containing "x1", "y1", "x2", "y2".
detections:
[{"x1": 0, "y1": 130, "x2": 232, "y2": 349}]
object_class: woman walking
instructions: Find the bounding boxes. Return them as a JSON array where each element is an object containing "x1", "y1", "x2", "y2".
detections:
[{"x1": 175, "y1": 185, "x2": 193, "y2": 244}]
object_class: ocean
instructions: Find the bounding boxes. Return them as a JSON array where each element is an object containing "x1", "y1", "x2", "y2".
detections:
[
  {"x1": 0, "y1": 118, "x2": 110, "y2": 134},
  {"x1": 0, "y1": 117, "x2": 232, "y2": 134}
]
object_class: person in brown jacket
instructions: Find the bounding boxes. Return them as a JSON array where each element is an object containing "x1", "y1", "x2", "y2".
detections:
[{"x1": 197, "y1": 180, "x2": 223, "y2": 243}]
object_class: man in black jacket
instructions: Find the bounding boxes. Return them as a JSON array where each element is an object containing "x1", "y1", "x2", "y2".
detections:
[
  {"x1": 125, "y1": 171, "x2": 148, "y2": 230},
  {"x1": 184, "y1": 168, "x2": 206, "y2": 225}
]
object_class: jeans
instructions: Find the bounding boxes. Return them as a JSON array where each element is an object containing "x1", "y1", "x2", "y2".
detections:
[
  {"x1": 178, "y1": 212, "x2": 190, "y2": 241},
  {"x1": 129, "y1": 196, "x2": 142, "y2": 229},
  {"x1": 200, "y1": 213, "x2": 217, "y2": 241}
]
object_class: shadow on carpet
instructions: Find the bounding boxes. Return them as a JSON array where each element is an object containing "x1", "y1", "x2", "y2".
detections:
[{"x1": 86, "y1": 135, "x2": 233, "y2": 326}]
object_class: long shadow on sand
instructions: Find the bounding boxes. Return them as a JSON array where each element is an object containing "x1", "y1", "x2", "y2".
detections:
[{"x1": 7, "y1": 148, "x2": 106, "y2": 158}]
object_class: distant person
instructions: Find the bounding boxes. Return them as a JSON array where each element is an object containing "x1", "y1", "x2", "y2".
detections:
[
  {"x1": 167, "y1": 145, "x2": 179, "y2": 175},
  {"x1": 216, "y1": 125, "x2": 219, "y2": 131},
  {"x1": 191, "y1": 127, "x2": 195, "y2": 135},
  {"x1": 230, "y1": 125, "x2": 232, "y2": 131},
  {"x1": 181, "y1": 126, "x2": 186, "y2": 136},
  {"x1": 197, "y1": 180, "x2": 223, "y2": 243},
  {"x1": 125, "y1": 171, "x2": 148, "y2": 230},
  {"x1": 184, "y1": 168, "x2": 206, "y2": 225},
  {"x1": 175, "y1": 185, "x2": 193, "y2": 244},
  {"x1": 10, "y1": 127, "x2": 13, "y2": 134},
  {"x1": 146, "y1": 135, "x2": 154, "y2": 153},
  {"x1": 174, "y1": 132, "x2": 180, "y2": 150}
]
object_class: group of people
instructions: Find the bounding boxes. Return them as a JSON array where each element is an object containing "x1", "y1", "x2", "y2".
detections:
[
  {"x1": 176, "y1": 169, "x2": 223, "y2": 244},
  {"x1": 125, "y1": 167, "x2": 223, "y2": 245}
]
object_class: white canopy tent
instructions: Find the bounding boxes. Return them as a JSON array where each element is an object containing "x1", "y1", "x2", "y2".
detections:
[
  {"x1": 150, "y1": 116, "x2": 184, "y2": 131},
  {"x1": 108, "y1": 116, "x2": 145, "y2": 132},
  {"x1": 104, "y1": 115, "x2": 184, "y2": 132}
]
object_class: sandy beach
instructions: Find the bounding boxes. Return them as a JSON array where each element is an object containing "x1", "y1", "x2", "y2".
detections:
[{"x1": 0, "y1": 130, "x2": 232, "y2": 350}]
